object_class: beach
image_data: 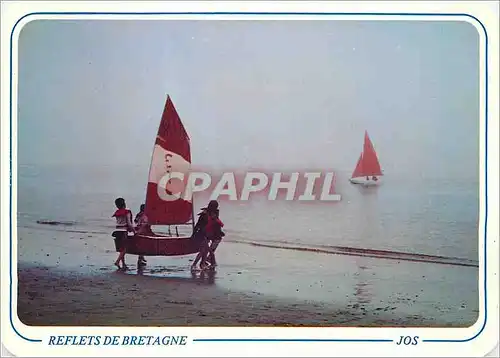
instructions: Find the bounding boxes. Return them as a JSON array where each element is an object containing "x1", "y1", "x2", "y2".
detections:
[
  {"x1": 17, "y1": 225, "x2": 479, "y2": 327},
  {"x1": 18, "y1": 265, "x2": 434, "y2": 327}
]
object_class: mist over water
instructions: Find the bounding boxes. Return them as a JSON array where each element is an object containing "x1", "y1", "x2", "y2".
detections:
[{"x1": 18, "y1": 162, "x2": 479, "y2": 263}]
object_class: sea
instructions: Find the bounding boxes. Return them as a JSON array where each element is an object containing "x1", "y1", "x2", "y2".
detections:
[{"x1": 16, "y1": 163, "x2": 481, "y2": 326}]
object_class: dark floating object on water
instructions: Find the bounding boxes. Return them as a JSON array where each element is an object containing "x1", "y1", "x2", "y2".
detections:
[{"x1": 36, "y1": 220, "x2": 75, "y2": 226}]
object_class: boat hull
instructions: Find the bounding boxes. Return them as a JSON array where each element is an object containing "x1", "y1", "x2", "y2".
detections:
[
  {"x1": 349, "y1": 177, "x2": 381, "y2": 186},
  {"x1": 114, "y1": 234, "x2": 201, "y2": 256}
]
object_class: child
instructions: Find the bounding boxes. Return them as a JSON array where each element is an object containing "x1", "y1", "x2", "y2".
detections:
[
  {"x1": 205, "y1": 209, "x2": 225, "y2": 268},
  {"x1": 190, "y1": 208, "x2": 210, "y2": 271},
  {"x1": 134, "y1": 204, "x2": 150, "y2": 265},
  {"x1": 190, "y1": 200, "x2": 219, "y2": 271},
  {"x1": 112, "y1": 198, "x2": 135, "y2": 270}
]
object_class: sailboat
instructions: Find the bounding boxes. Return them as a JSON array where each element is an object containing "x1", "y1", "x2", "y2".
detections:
[
  {"x1": 114, "y1": 95, "x2": 200, "y2": 256},
  {"x1": 349, "y1": 131, "x2": 383, "y2": 186}
]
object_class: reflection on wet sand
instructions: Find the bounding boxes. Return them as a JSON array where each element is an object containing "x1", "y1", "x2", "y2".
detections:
[
  {"x1": 192, "y1": 269, "x2": 217, "y2": 284},
  {"x1": 120, "y1": 264, "x2": 217, "y2": 285},
  {"x1": 354, "y1": 264, "x2": 373, "y2": 307}
]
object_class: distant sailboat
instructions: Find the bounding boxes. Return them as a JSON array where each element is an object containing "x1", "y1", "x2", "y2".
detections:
[{"x1": 349, "y1": 131, "x2": 383, "y2": 186}]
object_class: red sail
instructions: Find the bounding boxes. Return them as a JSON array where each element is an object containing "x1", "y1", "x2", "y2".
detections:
[
  {"x1": 360, "y1": 131, "x2": 383, "y2": 176},
  {"x1": 351, "y1": 153, "x2": 364, "y2": 178},
  {"x1": 351, "y1": 131, "x2": 383, "y2": 179},
  {"x1": 144, "y1": 96, "x2": 193, "y2": 225}
]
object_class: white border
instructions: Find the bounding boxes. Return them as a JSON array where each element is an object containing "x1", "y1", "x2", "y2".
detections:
[{"x1": 1, "y1": 1, "x2": 498, "y2": 357}]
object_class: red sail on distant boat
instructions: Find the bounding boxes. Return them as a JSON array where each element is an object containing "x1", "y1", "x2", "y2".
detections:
[
  {"x1": 351, "y1": 153, "x2": 364, "y2": 179},
  {"x1": 350, "y1": 131, "x2": 383, "y2": 185},
  {"x1": 114, "y1": 95, "x2": 200, "y2": 256}
]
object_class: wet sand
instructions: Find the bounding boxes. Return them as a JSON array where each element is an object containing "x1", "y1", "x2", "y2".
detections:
[
  {"x1": 17, "y1": 225, "x2": 479, "y2": 327},
  {"x1": 19, "y1": 264, "x2": 441, "y2": 327}
]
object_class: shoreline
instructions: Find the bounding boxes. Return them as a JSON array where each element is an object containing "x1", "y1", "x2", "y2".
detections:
[
  {"x1": 17, "y1": 263, "x2": 472, "y2": 327},
  {"x1": 17, "y1": 225, "x2": 479, "y2": 327}
]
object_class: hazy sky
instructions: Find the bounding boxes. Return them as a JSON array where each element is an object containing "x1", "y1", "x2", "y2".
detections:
[{"x1": 18, "y1": 19, "x2": 479, "y2": 180}]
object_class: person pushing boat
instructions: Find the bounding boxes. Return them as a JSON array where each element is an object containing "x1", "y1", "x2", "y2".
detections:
[
  {"x1": 134, "y1": 204, "x2": 150, "y2": 266},
  {"x1": 190, "y1": 200, "x2": 223, "y2": 271},
  {"x1": 112, "y1": 198, "x2": 135, "y2": 270},
  {"x1": 205, "y1": 208, "x2": 225, "y2": 268}
]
